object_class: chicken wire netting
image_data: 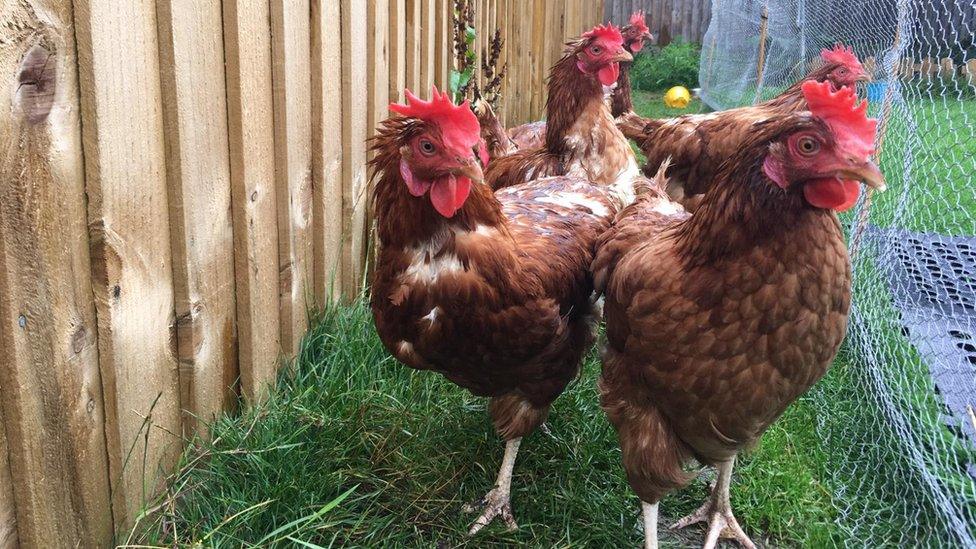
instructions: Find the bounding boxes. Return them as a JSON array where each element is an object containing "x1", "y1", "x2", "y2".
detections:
[{"x1": 700, "y1": 0, "x2": 976, "y2": 546}]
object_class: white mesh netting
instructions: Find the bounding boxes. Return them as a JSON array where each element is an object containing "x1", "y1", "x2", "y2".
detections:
[{"x1": 701, "y1": 0, "x2": 976, "y2": 546}]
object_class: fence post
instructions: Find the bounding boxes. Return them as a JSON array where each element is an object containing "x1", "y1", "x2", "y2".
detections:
[
  {"x1": 753, "y1": 2, "x2": 769, "y2": 104},
  {"x1": 1, "y1": 1, "x2": 114, "y2": 544}
]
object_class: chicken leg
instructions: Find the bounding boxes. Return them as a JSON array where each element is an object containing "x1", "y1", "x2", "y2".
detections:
[
  {"x1": 671, "y1": 457, "x2": 756, "y2": 549},
  {"x1": 641, "y1": 501, "x2": 659, "y2": 549},
  {"x1": 464, "y1": 437, "x2": 521, "y2": 535}
]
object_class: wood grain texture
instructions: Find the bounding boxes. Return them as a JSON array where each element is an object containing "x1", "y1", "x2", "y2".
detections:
[
  {"x1": 270, "y1": 0, "x2": 313, "y2": 354},
  {"x1": 530, "y1": 1, "x2": 546, "y2": 117},
  {"x1": 340, "y1": 0, "x2": 369, "y2": 295},
  {"x1": 311, "y1": 0, "x2": 344, "y2": 303},
  {"x1": 157, "y1": 0, "x2": 239, "y2": 433},
  {"x1": 366, "y1": 0, "x2": 389, "y2": 276},
  {"x1": 0, "y1": 3, "x2": 114, "y2": 545},
  {"x1": 405, "y1": 0, "x2": 421, "y2": 91},
  {"x1": 222, "y1": 0, "x2": 282, "y2": 401},
  {"x1": 388, "y1": 0, "x2": 406, "y2": 102},
  {"x1": 73, "y1": 0, "x2": 183, "y2": 529},
  {"x1": 0, "y1": 412, "x2": 15, "y2": 548},
  {"x1": 367, "y1": 0, "x2": 390, "y2": 142},
  {"x1": 434, "y1": 0, "x2": 448, "y2": 89},
  {"x1": 603, "y1": 0, "x2": 710, "y2": 43},
  {"x1": 420, "y1": 0, "x2": 435, "y2": 91}
]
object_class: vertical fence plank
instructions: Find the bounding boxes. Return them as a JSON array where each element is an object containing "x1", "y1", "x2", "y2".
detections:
[
  {"x1": 312, "y1": 0, "x2": 345, "y2": 304},
  {"x1": 367, "y1": 0, "x2": 390, "y2": 278},
  {"x1": 156, "y1": 0, "x2": 238, "y2": 432},
  {"x1": 434, "y1": 0, "x2": 449, "y2": 89},
  {"x1": 389, "y1": 0, "x2": 407, "y2": 102},
  {"x1": 422, "y1": 0, "x2": 437, "y2": 91},
  {"x1": 0, "y1": 1, "x2": 113, "y2": 545},
  {"x1": 222, "y1": 0, "x2": 282, "y2": 401},
  {"x1": 497, "y1": 0, "x2": 510, "y2": 125},
  {"x1": 341, "y1": 0, "x2": 369, "y2": 295},
  {"x1": 0, "y1": 415, "x2": 15, "y2": 547},
  {"x1": 270, "y1": 0, "x2": 313, "y2": 355},
  {"x1": 406, "y1": 0, "x2": 421, "y2": 91},
  {"x1": 369, "y1": 0, "x2": 391, "y2": 137},
  {"x1": 74, "y1": 0, "x2": 184, "y2": 528},
  {"x1": 530, "y1": 2, "x2": 546, "y2": 119},
  {"x1": 509, "y1": 0, "x2": 524, "y2": 123}
]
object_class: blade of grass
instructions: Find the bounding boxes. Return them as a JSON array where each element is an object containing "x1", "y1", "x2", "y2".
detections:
[{"x1": 253, "y1": 485, "x2": 358, "y2": 546}]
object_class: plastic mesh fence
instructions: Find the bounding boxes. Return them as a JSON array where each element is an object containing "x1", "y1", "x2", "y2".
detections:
[{"x1": 700, "y1": 0, "x2": 976, "y2": 546}]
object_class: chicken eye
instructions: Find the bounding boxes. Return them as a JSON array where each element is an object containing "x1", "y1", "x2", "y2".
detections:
[
  {"x1": 797, "y1": 136, "x2": 820, "y2": 156},
  {"x1": 419, "y1": 139, "x2": 436, "y2": 156},
  {"x1": 590, "y1": 45, "x2": 602, "y2": 55}
]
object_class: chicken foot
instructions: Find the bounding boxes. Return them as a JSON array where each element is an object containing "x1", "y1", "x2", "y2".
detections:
[
  {"x1": 464, "y1": 437, "x2": 521, "y2": 535},
  {"x1": 671, "y1": 457, "x2": 756, "y2": 549}
]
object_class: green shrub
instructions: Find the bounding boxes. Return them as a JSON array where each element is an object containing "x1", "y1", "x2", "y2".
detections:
[{"x1": 631, "y1": 40, "x2": 701, "y2": 91}]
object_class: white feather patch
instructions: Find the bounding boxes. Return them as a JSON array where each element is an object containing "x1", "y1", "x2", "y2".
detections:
[
  {"x1": 536, "y1": 192, "x2": 610, "y2": 217},
  {"x1": 421, "y1": 306, "x2": 441, "y2": 325}
]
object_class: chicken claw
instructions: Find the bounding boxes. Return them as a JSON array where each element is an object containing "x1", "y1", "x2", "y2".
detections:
[
  {"x1": 670, "y1": 458, "x2": 756, "y2": 549},
  {"x1": 464, "y1": 438, "x2": 521, "y2": 535},
  {"x1": 464, "y1": 486, "x2": 518, "y2": 534}
]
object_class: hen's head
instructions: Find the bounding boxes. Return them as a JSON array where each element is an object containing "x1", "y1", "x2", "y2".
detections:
[
  {"x1": 576, "y1": 23, "x2": 632, "y2": 86},
  {"x1": 621, "y1": 11, "x2": 653, "y2": 54},
  {"x1": 818, "y1": 45, "x2": 869, "y2": 89},
  {"x1": 761, "y1": 81, "x2": 884, "y2": 211},
  {"x1": 389, "y1": 87, "x2": 484, "y2": 218}
]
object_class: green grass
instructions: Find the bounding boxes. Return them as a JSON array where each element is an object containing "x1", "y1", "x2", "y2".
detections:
[
  {"x1": 631, "y1": 89, "x2": 711, "y2": 119},
  {"x1": 128, "y1": 302, "x2": 889, "y2": 548},
  {"x1": 867, "y1": 96, "x2": 976, "y2": 235}
]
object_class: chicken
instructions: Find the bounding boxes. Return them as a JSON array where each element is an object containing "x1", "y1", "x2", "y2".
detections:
[
  {"x1": 485, "y1": 23, "x2": 638, "y2": 204},
  {"x1": 592, "y1": 82, "x2": 885, "y2": 549},
  {"x1": 610, "y1": 11, "x2": 653, "y2": 118},
  {"x1": 507, "y1": 13, "x2": 653, "y2": 151},
  {"x1": 369, "y1": 87, "x2": 619, "y2": 535},
  {"x1": 618, "y1": 45, "x2": 870, "y2": 211},
  {"x1": 473, "y1": 97, "x2": 517, "y2": 159}
]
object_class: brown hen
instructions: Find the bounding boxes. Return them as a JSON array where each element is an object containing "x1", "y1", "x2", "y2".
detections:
[
  {"x1": 506, "y1": 12, "x2": 653, "y2": 151},
  {"x1": 593, "y1": 82, "x2": 884, "y2": 549},
  {"x1": 486, "y1": 23, "x2": 639, "y2": 198},
  {"x1": 369, "y1": 88, "x2": 618, "y2": 535},
  {"x1": 618, "y1": 45, "x2": 871, "y2": 212}
]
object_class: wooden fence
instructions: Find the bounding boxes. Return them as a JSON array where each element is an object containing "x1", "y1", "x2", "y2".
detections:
[
  {"x1": 0, "y1": 0, "x2": 603, "y2": 547},
  {"x1": 605, "y1": 0, "x2": 711, "y2": 44}
]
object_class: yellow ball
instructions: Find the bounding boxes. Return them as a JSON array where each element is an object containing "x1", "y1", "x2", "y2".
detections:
[{"x1": 664, "y1": 86, "x2": 692, "y2": 108}]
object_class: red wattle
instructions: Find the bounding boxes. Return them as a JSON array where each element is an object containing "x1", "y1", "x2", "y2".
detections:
[
  {"x1": 630, "y1": 41, "x2": 644, "y2": 52},
  {"x1": 429, "y1": 175, "x2": 471, "y2": 218},
  {"x1": 804, "y1": 178, "x2": 861, "y2": 211},
  {"x1": 597, "y1": 62, "x2": 620, "y2": 86}
]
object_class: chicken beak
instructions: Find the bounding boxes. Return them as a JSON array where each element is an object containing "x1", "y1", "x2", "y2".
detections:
[
  {"x1": 611, "y1": 49, "x2": 633, "y2": 63},
  {"x1": 856, "y1": 71, "x2": 872, "y2": 83},
  {"x1": 840, "y1": 159, "x2": 886, "y2": 191},
  {"x1": 454, "y1": 158, "x2": 484, "y2": 184}
]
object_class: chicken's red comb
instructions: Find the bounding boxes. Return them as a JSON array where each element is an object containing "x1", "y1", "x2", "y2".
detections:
[
  {"x1": 820, "y1": 44, "x2": 864, "y2": 73},
  {"x1": 627, "y1": 11, "x2": 649, "y2": 34},
  {"x1": 582, "y1": 23, "x2": 624, "y2": 45},
  {"x1": 802, "y1": 80, "x2": 877, "y2": 158},
  {"x1": 389, "y1": 86, "x2": 480, "y2": 156}
]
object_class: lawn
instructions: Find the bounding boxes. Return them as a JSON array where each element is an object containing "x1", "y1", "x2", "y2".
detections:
[
  {"x1": 126, "y1": 89, "x2": 974, "y2": 549},
  {"x1": 127, "y1": 302, "x2": 877, "y2": 548}
]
